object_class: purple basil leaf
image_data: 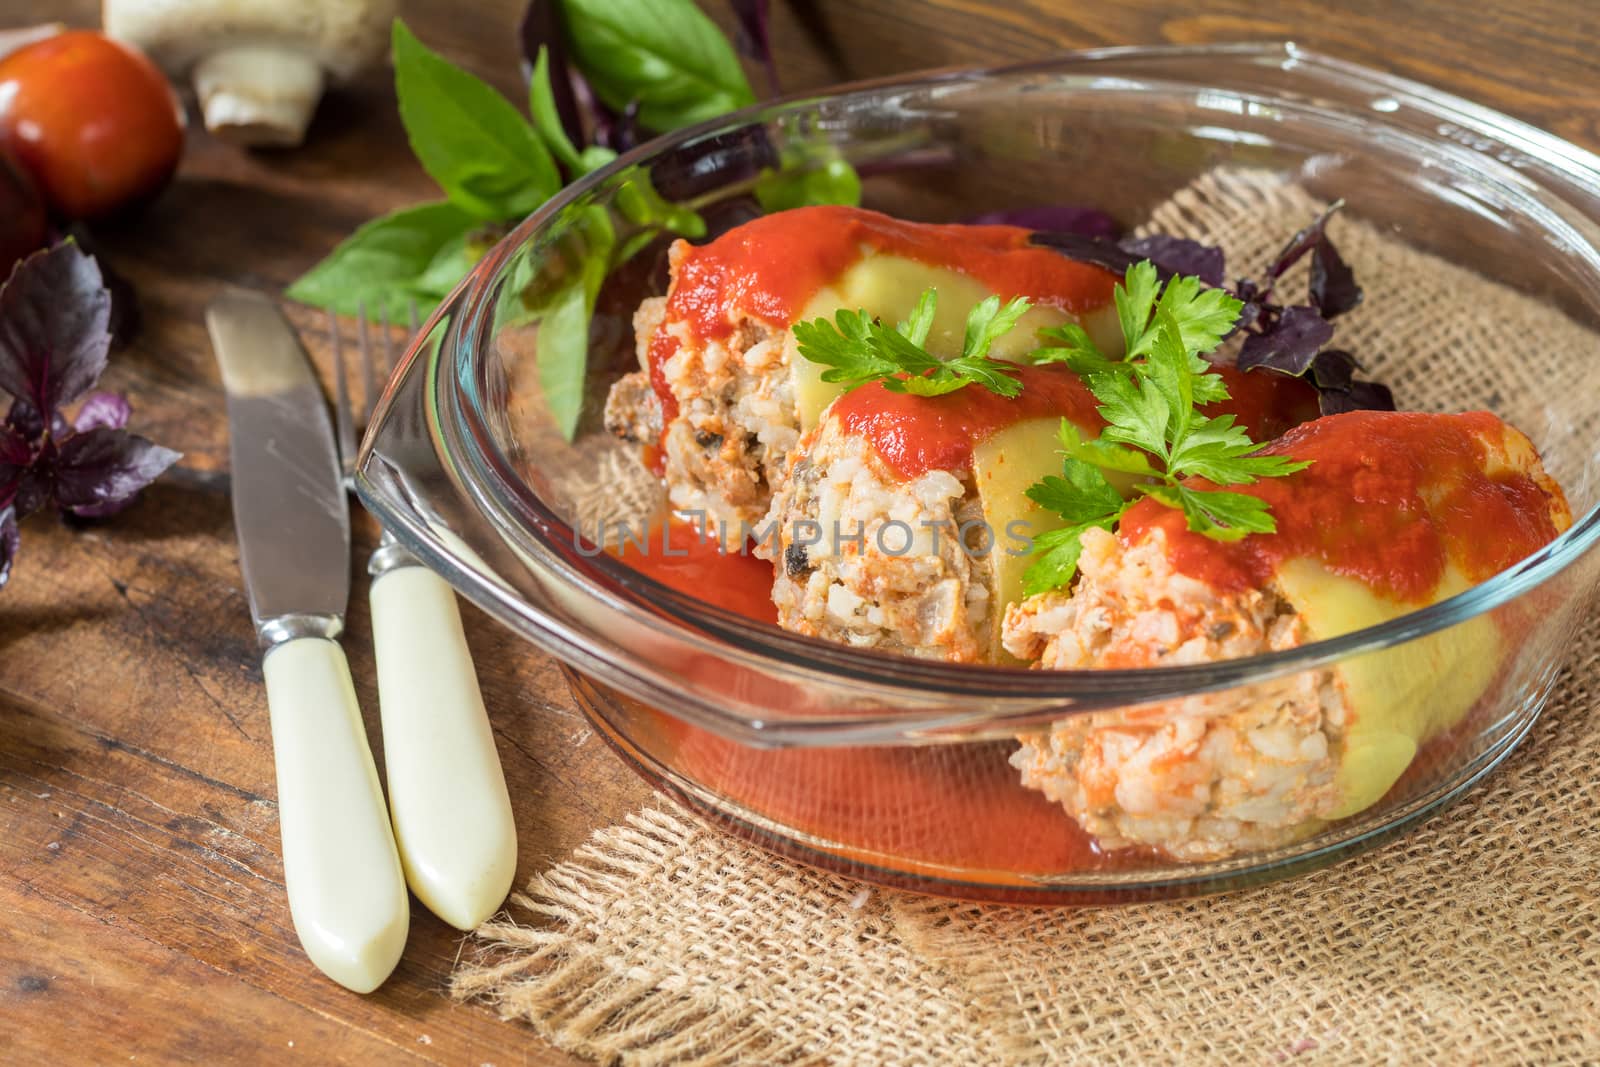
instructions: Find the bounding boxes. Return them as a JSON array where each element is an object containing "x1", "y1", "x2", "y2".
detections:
[
  {"x1": 50, "y1": 427, "x2": 181, "y2": 518},
  {"x1": 1237, "y1": 305, "x2": 1335, "y2": 375},
  {"x1": 1120, "y1": 234, "x2": 1226, "y2": 286},
  {"x1": 1264, "y1": 200, "x2": 1343, "y2": 283},
  {"x1": 1233, "y1": 301, "x2": 1263, "y2": 335},
  {"x1": 1310, "y1": 233, "x2": 1363, "y2": 319},
  {"x1": 519, "y1": 1, "x2": 584, "y2": 152},
  {"x1": 1308, "y1": 348, "x2": 1359, "y2": 392},
  {"x1": 0, "y1": 423, "x2": 29, "y2": 508},
  {"x1": 568, "y1": 64, "x2": 629, "y2": 152},
  {"x1": 5, "y1": 397, "x2": 53, "y2": 441},
  {"x1": 74, "y1": 391, "x2": 132, "y2": 433},
  {"x1": 9, "y1": 441, "x2": 53, "y2": 517},
  {"x1": 612, "y1": 99, "x2": 642, "y2": 153},
  {"x1": 1338, "y1": 379, "x2": 1396, "y2": 413},
  {"x1": 0, "y1": 242, "x2": 113, "y2": 416},
  {"x1": 730, "y1": 0, "x2": 779, "y2": 96},
  {"x1": 0, "y1": 506, "x2": 17, "y2": 589},
  {"x1": 64, "y1": 227, "x2": 142, "y2": 348},
  {"x1": 1316, "y1": 389, "x2": 1355, "y2": 415},
  {"x1": 1031, "y1": 231, "x2": 1226, "y2": 287},
  {"x1": 1030, "y1": 233, "x2": 1144, "y2": 276},
  {"x1": 968, "y1": 205, "x2": 1122, "y2": 238}
]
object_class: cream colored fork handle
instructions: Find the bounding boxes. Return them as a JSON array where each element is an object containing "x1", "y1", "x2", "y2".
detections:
[
  {"x1": 369, "y1": 564, "x2": 516, "y2": 930},
  {"x1": 262, "y1": 637, "x2": 409, "y2": 993}
]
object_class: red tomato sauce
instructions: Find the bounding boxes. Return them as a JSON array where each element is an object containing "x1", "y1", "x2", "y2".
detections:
[
  {"x1": 1208, "y1": 364, "x2": 1321, "y2": 441},
  {"x1": 1119, "y1": 410, "x2": 1565, "y2": 602},
  {"x1": 607, "y1": 518, "x2": 1149, "y2": 876},
  {"x1": 645, "y1": 206, "x2": 1121, "y2": 416},
  {"x1": 652, "y1": 714, "x2": 1147, "y2": 880},
  {"x1": 647, "y1": 330, "x2": 682, "y2": 425},
  {"x1": 828, "y1": 361, "x2": 1322, "y2": 482},
  {"x1": 832, "y1": 364, "x2": 1104, "y2": 479},
  {"x1": 610, "y1": 519, "x2": 779, "y2": 622},
  {"x1": 663, "y1": 205, "x2": 1118, "y2": 343}
]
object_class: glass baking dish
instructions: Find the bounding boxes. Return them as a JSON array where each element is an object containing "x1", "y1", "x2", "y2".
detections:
[{"x1": 357, "y1": 43, "x2": 1600, "y2": 902}]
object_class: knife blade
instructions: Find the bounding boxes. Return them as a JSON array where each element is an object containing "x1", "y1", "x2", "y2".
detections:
[
  {"x1": 210, "y1": 291, "x2": 350, "y2": 632},
  {"x1": 207, "y1": 291, "x2": 408, "y2": 993}
]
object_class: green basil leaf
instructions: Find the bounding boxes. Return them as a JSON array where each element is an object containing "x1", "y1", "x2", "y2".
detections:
[
  {"x1": 393, "y1": 20, "x2": 560, "y2": 219},
  {"x1": 412, "y1": 230, "x2": 480, "y2": 299},
  {"x1": 754, "y1": 158, "x2": 863, "y2": 213},
  {"x1": 536, "y1": 207, "x2": 616, "y2": 439},
  {"x1": 559, "y1": 0, "x2": 757, "y2": 132},
  {"x1": 528, "y1": 46, "x2": 583, "y2": 174},
  {"x1": 285, "y1": 200, "x2": 479, "y2": 321},
  {"x1": 613, "y1": 226, "x2": 663, "y2": 269},
  {"x1": 613, "y1": 171, "x2": 706, "y2": 238},
  {"x1": 578, "y1": 145, "x2": 620, "y2": 174}
]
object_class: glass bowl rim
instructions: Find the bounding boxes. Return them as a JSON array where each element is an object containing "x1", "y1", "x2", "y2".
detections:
[{"x1": 407, "y1": 41, "x2": 1600, "y2": 711}]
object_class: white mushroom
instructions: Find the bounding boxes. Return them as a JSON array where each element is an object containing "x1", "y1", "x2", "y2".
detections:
[{"x1": 103, "y1": 0, "x2": 395, "y2": 147}]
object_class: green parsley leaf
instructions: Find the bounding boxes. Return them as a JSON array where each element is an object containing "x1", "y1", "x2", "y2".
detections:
[
  {"x1": 1115, "y1": 260, "x2": 1162, "y2": 358},
  {"x1": 793, "y1": 288, "x2": 1028, "y2": 398},
  {"x1": 897, "y1": 289, "x2": 938, "y2": 347},
  {"x1": 1019, "y1": 445, "x2": 1132, "y2": 594},
  {"x1": 1022, "y1": 524, "x2": 1097, "y2": 597},
  {"x1": 1026, "y1": 457, "x2": 1126, "y2": 525},
  {"x1": 1143, "y1": 308, "x2": 1197, "y2": 447},
  {"x1": 916, "y1": 352, "x2": 1026, "y2": 398},
  {"x1": 1028, "y1": 322, "x2": 1125, "y2": 380},
  {"x1": 1057, "y1": 418, "x2": 1156, "y2": 477},
  {"x1": 1144, "y1": 484, "x2": 1278, "y2": 541},
  {"x1": 1019, "y1": 261, "x2": 1309, "y2": 595},
  {"x1": 963, "y1": 296, "x2": 1032, "y2": 361},
  {"x1": 1093, "y1": 364, "x2": 1171, "y2": 458},
  {"x1": 1167, "y1": 414, "x2": 1312, "y2": 483},
  {"x1": 1153, "y1": 274, "x2": 1245, "y2": 361}
]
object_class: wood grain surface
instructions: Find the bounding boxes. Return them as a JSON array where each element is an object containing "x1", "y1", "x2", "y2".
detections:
[{"x1": 2, "y1": 1, "x2": 1596, "y2": 1063}]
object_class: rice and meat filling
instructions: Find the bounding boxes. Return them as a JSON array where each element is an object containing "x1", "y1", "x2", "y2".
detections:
[
  {"x1": 1004, "y1": 526, "x2": 1348, "y2": 860},
  {"x1": 605, "y1": 293, "x2": 799, "y2": 538},
  {"x1": 758, "y1": 415, "x2": 994, "y2": 661}
]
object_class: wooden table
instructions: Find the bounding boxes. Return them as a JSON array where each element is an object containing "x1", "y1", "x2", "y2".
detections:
[{"x1": 2, "y1": 1, "x2": 1596, "y2": 1062}]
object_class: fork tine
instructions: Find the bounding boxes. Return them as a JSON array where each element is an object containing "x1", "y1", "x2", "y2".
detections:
[
  {"x1": 376, "y1": 307, "x2": 395, "y2": 424},
  {"x1": 359, "y1": 305, "x2": 382, "y2": 428},
  {"x1": 329, "y1": 306, "x2": 356, "y2": 475}
]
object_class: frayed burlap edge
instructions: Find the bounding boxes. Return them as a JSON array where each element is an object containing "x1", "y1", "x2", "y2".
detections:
[{"x1": 453, "y1": 808, "x2": 1000, "y2": 1066}]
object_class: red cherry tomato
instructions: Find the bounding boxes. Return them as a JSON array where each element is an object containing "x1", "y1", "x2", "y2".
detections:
[
  {"x1": 0, "y1": 145, "x2": 47, "y2": 274},
  {"x1": 0, "y1": 30, "x2": 184, "y2": 222}
]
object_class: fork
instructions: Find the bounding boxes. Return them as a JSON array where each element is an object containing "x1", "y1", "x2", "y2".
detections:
[{"x1": 328, "y1": 304, "x2": 517, "y2": 932}]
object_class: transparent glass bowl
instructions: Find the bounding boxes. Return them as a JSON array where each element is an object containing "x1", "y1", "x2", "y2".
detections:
[{"x1": 359, "y1": 43, "x2": 1600, "y2": 902}]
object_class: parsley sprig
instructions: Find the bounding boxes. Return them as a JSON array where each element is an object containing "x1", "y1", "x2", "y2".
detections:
[
  {"x1": 792, "y1": 288, "x2": 1030, "y2": 398},
  {"x1": 1021, "y1": 261, "x2": 1310, "y2": 595}
]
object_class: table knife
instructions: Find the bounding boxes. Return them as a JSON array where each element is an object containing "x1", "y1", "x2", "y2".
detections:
[{"x1": 207, "y1": 291, "x2": 409, "y2": 993}]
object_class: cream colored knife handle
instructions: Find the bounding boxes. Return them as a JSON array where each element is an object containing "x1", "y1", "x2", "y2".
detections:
[
  {"x1": 262, "y1": 637, "x2": 409, "y2": 993},
  {"x1": 370, "y1": 565, "x2": 516, "y2": 931}
]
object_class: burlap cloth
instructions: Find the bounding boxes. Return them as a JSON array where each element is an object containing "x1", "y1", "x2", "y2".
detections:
[{"x1": 453, "y1": 171, "x2": 1600, "y2": 1064}]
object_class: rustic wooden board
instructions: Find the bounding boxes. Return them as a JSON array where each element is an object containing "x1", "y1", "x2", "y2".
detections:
[{"x1": 1, "y1": 0, "x2": 1596, "y2": 1062}]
